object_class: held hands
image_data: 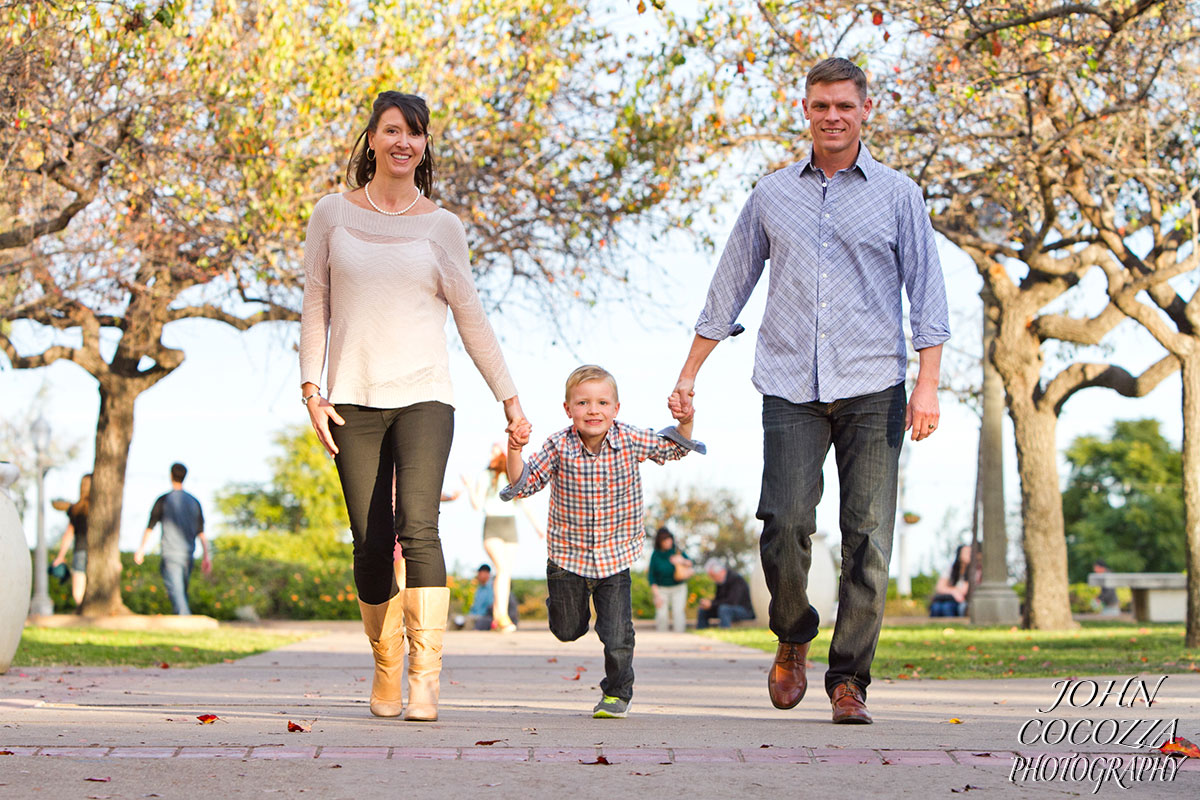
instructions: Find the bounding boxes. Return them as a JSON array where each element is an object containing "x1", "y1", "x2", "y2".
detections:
[
  {"x1": 904, "y1": 379, "x2": 940, "y2": 442},
  {"x1": 306, "y1": 395, "x2": 346, "y2": 456},
  {"x1": 669, "y1": 376, "x2": 696, "y2": 422},
  {"x1": 508, "y1": 418, "x2": 532, "y2": 451}
]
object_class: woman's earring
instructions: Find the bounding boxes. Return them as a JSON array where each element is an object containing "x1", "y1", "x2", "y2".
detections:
[
  {"x1": 419, "y1": 149, "x2": 427, "y2": 165},
  {"x1": 366, "y1": 147, "x2": 376, "y2": 161}
]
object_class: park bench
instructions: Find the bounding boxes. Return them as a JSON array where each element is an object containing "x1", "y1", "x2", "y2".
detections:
[{"x1": 1086, "y1": 572, "x2": 1187, "y2": 623}]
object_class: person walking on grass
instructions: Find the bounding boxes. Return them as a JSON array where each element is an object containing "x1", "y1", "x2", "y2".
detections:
[
  {"x1": 503, "y1": 365, "x2": 703, "y2": 719},
  {"x1": 670, "y1": 58, "x2": 949, "y2": 724},
  {"x1": 134, "y1": 463, "x2": 210, "y2": 616},
  {"x1": 299, "y1": 91, "x2": 527, "y2": 722}
]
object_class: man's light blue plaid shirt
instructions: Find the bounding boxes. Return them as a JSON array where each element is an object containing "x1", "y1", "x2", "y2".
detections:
[{"x1": 696, "y1": 145, "x2": 950, "y2": 403}]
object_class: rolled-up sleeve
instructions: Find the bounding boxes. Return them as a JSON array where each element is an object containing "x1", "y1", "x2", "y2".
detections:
[
  {"x1": 500, "y1": 439, "x2": 557, "y2": 500},
  {"x1": 898, "y1": 184, "x2": 950, "y2": 350},
  {"x1": 695, "y1": 189, "x2": 767, "y2": 341}
]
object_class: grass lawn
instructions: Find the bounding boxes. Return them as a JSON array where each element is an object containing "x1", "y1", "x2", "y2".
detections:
[
  {"x1": 700, "y1": 621, "x2": 1200, "y2": 680},
  {"x1": 10, "y1": 627, "x2": 315, "y2": 668}
]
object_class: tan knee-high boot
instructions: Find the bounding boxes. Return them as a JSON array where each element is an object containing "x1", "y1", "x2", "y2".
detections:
[
  {"x1": 402, "y1": 586, "x2": 449, "y2": 722},
  {"x1": 357, "y1": 558, "x2": 407, "y2": 717}
]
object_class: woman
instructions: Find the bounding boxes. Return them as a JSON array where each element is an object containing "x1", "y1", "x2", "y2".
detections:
[
  {"x1": 930, "y1": 544, "x2": 973, "y2": 617},
  {"x1": 51, "y1": 473, "x2": 91, "y2": 608},
  {"x1": 299, "y1": 92, "x2": 525, "y2": 722},
  {"x1": 647, "y1": 527, "x2": 692, "y2": 632},
  {"x1": 461, "y1": 444, "x2": 543, "y2": 632}
]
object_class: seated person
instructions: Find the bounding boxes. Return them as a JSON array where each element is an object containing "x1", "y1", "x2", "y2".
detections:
[
  {"x1": 454, "y1": 564, "x2": 520, "y2": 631},
  {"x1": 697, "y1": 560, "x2": 755, "y2": 628},
  {"x1": 1092, "y1": 559, "x2": 1121, "y2": 615},
  {"x1": 930, "y1": 544, "x2": 972, "y2": 617}
]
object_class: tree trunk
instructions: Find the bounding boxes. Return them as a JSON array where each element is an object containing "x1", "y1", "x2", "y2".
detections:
[
  {"x1": 80, "y1": 381, "x2": 139, "y2": 616},
  {"x1": 1010, "y1": 400, "x2": 1077, "y2": 630},
  {"x1": 1182, "y1": 355, "x2": 1200, "y2": 647}
]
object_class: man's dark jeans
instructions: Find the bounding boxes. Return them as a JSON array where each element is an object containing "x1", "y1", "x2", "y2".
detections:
[
  {"x1": 757, "y1": 383, "x2": 906, "y2": 699},
  {"x1": 546, "y1": 561, "x2": 635, "y2": 702}
]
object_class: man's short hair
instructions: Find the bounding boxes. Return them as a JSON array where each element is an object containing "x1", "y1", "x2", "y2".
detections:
[
  {"x1": 805, "y1": 57, "x2": 868, "y2": 100},
  {"x1": 564, "y1": 364, "x2": 619, "y2": 402},
  {"x1": 704, "y1": 558, "x2": 726, "y2": 574},
  {"x1": 170, "y1": 462, "x2": 187, "y2": 483},
  {"x1": 477, "y1": 564, "x2": 492, "y2": 573}
]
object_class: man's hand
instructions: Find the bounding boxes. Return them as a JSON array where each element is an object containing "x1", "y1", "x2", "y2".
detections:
[
  {"x1": 905, "y1": 379, "x2": 940, "y2": 442},
  {"x1": 133, "y1": 548, "x2": 145, "y2": 566},
  {"x1": 201, "y1": 555, "x2": 213, "y2": 576}
]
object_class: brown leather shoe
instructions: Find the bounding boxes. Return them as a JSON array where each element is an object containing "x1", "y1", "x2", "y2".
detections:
[
  {"x1": 767, "y1": 641, "x2": 810, "y2": 709},
  {"x1": 830, "y1": 681, "x2": 873, "y2": 724}
]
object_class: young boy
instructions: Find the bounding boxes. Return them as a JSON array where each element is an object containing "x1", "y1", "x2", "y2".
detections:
[{"x1": 502, "y1": 364, "x2": 703, "y2": 718}]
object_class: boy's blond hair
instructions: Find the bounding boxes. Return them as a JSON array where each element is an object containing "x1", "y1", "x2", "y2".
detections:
[{"x1": 564, "y1": 364, "x2": 619, "y2": 402}]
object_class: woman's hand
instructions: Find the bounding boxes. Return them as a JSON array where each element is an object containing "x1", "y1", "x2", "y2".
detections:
[
  {"x1": 51, "y1": 555, "x2": 65, "y2": 568},
  {"x1": 306, "y1": 395, "x2": 345, "y2": 456}
]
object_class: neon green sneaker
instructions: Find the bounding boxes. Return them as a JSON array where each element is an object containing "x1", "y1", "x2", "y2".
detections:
[{"x1": 592, "y1": 695, "x2": 630, "y2": 719}]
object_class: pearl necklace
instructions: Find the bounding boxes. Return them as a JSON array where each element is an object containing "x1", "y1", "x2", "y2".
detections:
[{"x1": 364, "y1": 181, "x2": 421, "y2": 216}]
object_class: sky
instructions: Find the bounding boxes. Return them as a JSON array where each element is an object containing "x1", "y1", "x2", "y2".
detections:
[{"x1": 1, "y1": 174, "x2": 1184, "y2": 583}]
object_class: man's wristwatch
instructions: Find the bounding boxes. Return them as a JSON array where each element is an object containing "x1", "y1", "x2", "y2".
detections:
[{"x1": 302, "y1": 392, "x2": 321, "y2": 405}]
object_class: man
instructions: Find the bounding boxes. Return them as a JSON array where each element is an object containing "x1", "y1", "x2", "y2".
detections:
[
  {"x1": 1092, "y1": 560, "x2": 1120, "y2": 615},
  {"x1": 670, "y1": 58, "x2": 949, "y2": 724},
  {"x1": 696, "y1": 560, "x2": 755, "y2": 629},
  {"x1": 455, "y1": 564, "x2": 519, "y2": 631},
  {"x1": 134, "y1": 462, "x2": 210, "y2": 615}
]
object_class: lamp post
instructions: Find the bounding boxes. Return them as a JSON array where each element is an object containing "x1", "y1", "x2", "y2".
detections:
[{"x1": 29, "y1": 416, "x2": 53, "y2": 618}]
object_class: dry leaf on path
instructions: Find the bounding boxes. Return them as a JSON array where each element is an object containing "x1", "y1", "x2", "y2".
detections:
[
  {"x1": 84, "y1": 777, "x2": 111, "y2": 782},
  {"x1": 196, "y1": 714, "x2": 219, "y2": 724},
  {"x1": 475, "y1": 740, "x2": 504, "y2": 746},
  {"x1": 1160, "y1": 737, "x2": 1200, "y2": 758},
  {"x1": 580, "y1": 756, "x2": 611, "y2": 765},
  {"x1": 287, "y1": 721, "x2": 311, "y2": 733},
  {"x1": 947, "y1": 718, "x2": 964, "y2": 724}
]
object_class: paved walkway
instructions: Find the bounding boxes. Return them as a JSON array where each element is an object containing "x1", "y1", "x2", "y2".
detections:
[{"x1": 2, "y1": 623, "x2": 1198, "y2": 798}]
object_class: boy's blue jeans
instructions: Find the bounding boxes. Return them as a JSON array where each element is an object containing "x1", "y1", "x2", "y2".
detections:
[
  {"x1": 546, "y1": 561, "x2": 635, "y2": 702},
  {"x1": 161, "y1": 556, "x2": 193, "y2": 616},
  {"x1": 757, "y1": 384, "x2": 905, "y2": 700}
]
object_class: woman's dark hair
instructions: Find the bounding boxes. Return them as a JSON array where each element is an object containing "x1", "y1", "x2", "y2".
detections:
[
  {"x1": 654, "y1": 526, "x2": 675, "y2": 551},
  {"x1": 948, "y1": 544, "x2": 970, "y2": 584},
  {"x1": 345, "y1": 91, "x2": 436, "y2": 198}
]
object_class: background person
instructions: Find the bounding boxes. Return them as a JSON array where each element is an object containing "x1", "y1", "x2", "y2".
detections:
[
  {"x1": 930, "y1": 544, "x2": 973, "y2": 617},
  {"x1": 133, "y1": 463, "x2": 210, "y2": 615},
  {"x1": 298, "y1": 91, "x2": 526, "y2": 722},
  {"x1": 461, "y1": 444, "x2": 543, "y2": 632},
  {"x1": 50, "y1": 473, "x2": 91, "y2": 608},
  {"x1": 696, "y1": 559, "x2": 754, "y2": 629},
  {"x1": 453, "y1": 564, "x2": 520, "y2": 631},
  {"x1": 1092, "y1": 559, "x2": 1121, "y2": 615},
  {"x1": 647, "y1": 526, "x2": 693, "y2": 632}
]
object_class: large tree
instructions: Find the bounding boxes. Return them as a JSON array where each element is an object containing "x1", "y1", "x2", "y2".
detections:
[
  {"x1": 0, "y1": 0, "x2": 723, "y2": 614},
  {"x1": 1063, "y1": 419, "x2": 1185, "y2": 582},
  {"x1": 648, "y1": 485, "x2": 759, "y2": 573},
  {"x1": 652, "y1": 0, "x2": 1187, "y2": 628}
]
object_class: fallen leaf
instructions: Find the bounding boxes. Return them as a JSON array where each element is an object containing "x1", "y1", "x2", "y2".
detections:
[
  {"x1": 563, "y1": 673, "x2": 581, "y2": 681},
  {"x1": 759, "y1": 744, "x2": 770, "y2": 749},
  {"x1": 1160, "y1": 737, "x2": 1200, "y2": 758},
  {"x1": 580, "y1": 756, "x2": 611, "y2": 765},
  {"x1": 448, "y1": 680, "x2": 461, "y2": 685},
  {"x1": 84, "y1": 777, "x2": 111, "y2": 782},
  {"x1": 0, "y1": 751, "x2": 13, "y2": 755},
  {"x1": 547, "y1": 657, "x2": 557, "y2": 663},
  {"x1": 947, "y1": 718, "x2": 964, "y2": 724},
  {"x1": 970, "y1": 753, "x2": 992, "y2": 758},
  {"x1": 482, "y1": 783, "x2": 501, "y2": 787},
  {"x1": 522, "y1": 728, "x2": 538, "y2": 735},
  {"x1": 196, "y1": 714, "x2": 219, "y2": 724},
  {"x1": 475, "y1": 740, "x2": 503, "y2": 746},
  {"x1": 287, "y1": 720, "x2": 311, "y2": 733},
  {"x1": 951, "y1": 786, "x2": 981, "y2": 794},
  {"x1": 159, "y1": 662, "x2": 170, "y2": 669}
]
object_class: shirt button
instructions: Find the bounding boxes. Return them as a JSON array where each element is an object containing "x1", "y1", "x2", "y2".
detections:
[
  {"x1": 821, "y1": 273, "x2": 828, "y2": 278},
  {"x1": 824, "y1": 213, "x2": 830, "y2": 219},
  {"x1": 821, "y1": 302, "x2": 828, "y2": 308},
  {"x1": 821, "y1": 333, "x2": 827, "y2": 339},
  {"x1": 822, "y1": 242, "x2": 829, "y2": 248}
]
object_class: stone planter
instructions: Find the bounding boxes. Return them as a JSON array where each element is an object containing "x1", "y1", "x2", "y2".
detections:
[{"x1": 0, "y1": 461, "x2": 32, "y2": 673}]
